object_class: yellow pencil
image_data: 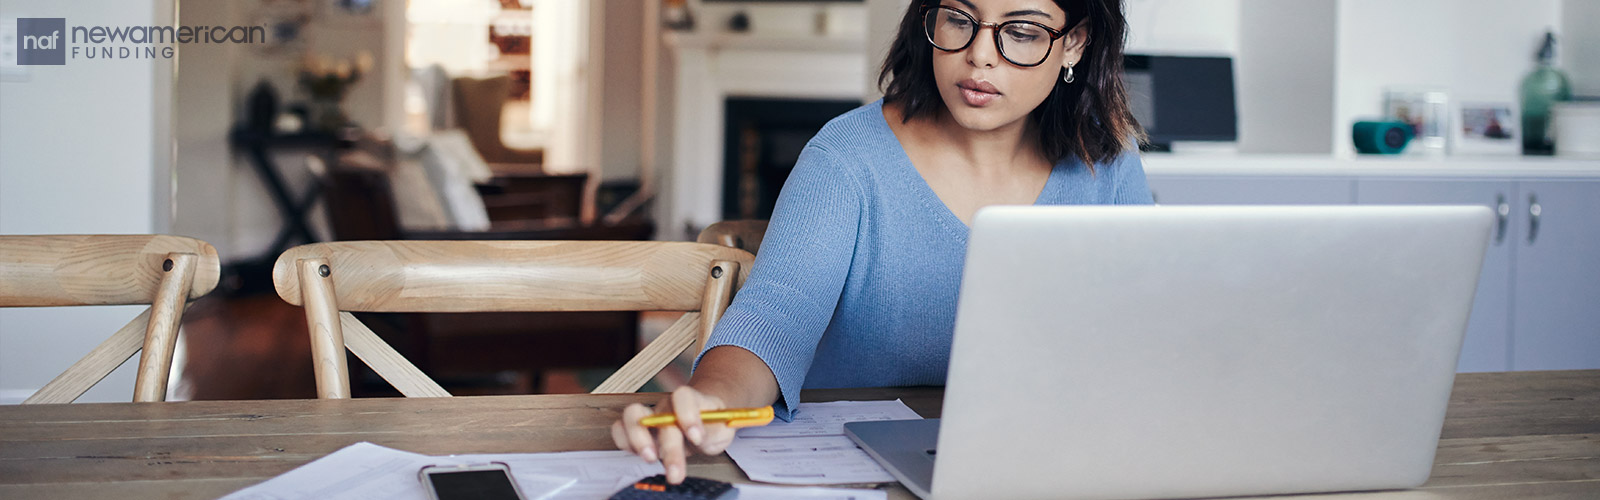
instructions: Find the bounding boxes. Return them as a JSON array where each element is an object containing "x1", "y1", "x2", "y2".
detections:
[{"x1": 638, "y1": 406, "x2": 775, "y2": 428}]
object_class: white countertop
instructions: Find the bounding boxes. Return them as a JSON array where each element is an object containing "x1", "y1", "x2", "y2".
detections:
[{"x1": 1142, "y1": 154, "x2": 1600, "y2": 178}]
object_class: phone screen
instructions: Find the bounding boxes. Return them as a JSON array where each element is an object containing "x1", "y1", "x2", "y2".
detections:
[{"x1": 426, "y1": 469, "x2": 523, "y2": 500}]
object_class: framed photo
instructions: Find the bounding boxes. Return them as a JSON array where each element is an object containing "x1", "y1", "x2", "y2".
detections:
[
  {"x1": 318, "y1": 0, "x2": 383, "y2": 28},
  {"x1": 1384, "y1": 88, "x2": 1450, "y2": 155},
  {"x1": 1454, "y1": 101, "x2": 1520, "y2": 155},
  {"x1": 249, "y1": 1, "x2": 313, "y2": 56}
]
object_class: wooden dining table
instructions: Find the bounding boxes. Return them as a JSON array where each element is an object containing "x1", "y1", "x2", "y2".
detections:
[{"x1": 1, "y1": 370, "x2": 1596, "y2": 499}]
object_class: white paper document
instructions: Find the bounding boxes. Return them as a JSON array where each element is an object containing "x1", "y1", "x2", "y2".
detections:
[
  {"x1": 222, "y1": 442, "x2": 440, "y2": 500},
  {"x1": 735, "y1": 483, "x2": 889, "y2": 500},
  {"x1": 222, "y1": 443, "x2": 649, "y2": 500},
  {"x1": 725, "y1": 399, "x2": 923, "y2": 485},
  {"x1": 735, "y1": 400, "x2": 924, "y2": 439},
  {"x1": 726, "y1": 435, "x2": 900, "y2": 485}
]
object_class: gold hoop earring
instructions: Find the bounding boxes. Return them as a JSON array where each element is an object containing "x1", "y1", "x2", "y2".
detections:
[{"x1": 1063, "y1": 63, "x2": 1076, "y2": 84}]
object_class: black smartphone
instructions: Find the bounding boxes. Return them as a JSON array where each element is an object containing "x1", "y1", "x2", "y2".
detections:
[{"x1": 418, "y1": 462, "x2": 526, "y2": 500}]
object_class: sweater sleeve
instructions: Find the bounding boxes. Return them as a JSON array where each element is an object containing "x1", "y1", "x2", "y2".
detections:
[
  {"x1": 695, "y1": 143, "x2": 864, "y2": 421},
  {"x1": 1111, "y1": 149, "x2": 1155, "y2": 205}
]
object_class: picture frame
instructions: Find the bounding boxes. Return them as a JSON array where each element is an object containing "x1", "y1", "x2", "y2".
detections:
[
  {"x1": 1384, "y1": 87, "x2": 1450, "y2": 155},
  {"x1": 1454, "y1": 100, "x2": 1521, "y2": 155},
  {"x1": 249, "y1": 1, "x2": 313, "y2": 56},
  {"x1": 318, "y1": 0, "x2": 383, "y2": 29}
]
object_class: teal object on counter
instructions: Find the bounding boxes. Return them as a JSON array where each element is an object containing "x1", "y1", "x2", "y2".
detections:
[
  {"x1": 1353, "y1": 121, "x2": 1412, "y2": 154},
  {"x1": 1521, "y1": 32, "x2": 1572, "y2": 154}
]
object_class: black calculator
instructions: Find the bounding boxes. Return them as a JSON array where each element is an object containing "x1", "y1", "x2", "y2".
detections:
[{"x1": 608, "y1": 474, "x2": 738, "y2": 500}]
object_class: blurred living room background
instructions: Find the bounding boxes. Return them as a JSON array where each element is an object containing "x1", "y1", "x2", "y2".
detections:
[{"x1": 2, "y1": 0, "x2": 1597, "y2": 403}]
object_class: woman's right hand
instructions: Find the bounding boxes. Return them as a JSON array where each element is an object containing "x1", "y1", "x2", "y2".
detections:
[{"x1": 611, "y1": 386, "x2": 740, "y2": 484}]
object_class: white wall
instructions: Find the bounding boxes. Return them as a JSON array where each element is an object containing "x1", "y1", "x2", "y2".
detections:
[
  {"x1": 1236, "y1": 0, "x2": 1336, "y2": 154},
  {"x1": 1563, "y1": 0, "x2": 1600, "y2": 97},
  {"x1": 1124, "y1": 0, "x2": 1239, "y2": 56},
  {"x1": 1333, "y1": 0, "x2": 1563, "y2": 155},
  {"x1": 172, "y1": 0, "x2": 242, "y2": 263},
  {"x1": 406, "y1": 0, "x2": 498, "y2": 76},
  {"x1": 645, "y1": 0, "x2": 674, "y2": 229},
  {"x1": 863, "y1": 0, "x2": 903, "y2": 101},
  {"x1": 599, "y1": 0, "x2": 645, "y2": 183},
  {"x1": 530, "y1": 0, "x2": 602, "y2": 174},
  {"x1": 0, "y1": 0, "x2": 172, "y2": 404}
]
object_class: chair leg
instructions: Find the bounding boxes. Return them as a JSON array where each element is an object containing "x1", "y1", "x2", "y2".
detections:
[
  {"x1": 298, "y1": 258, "x2": 351, "y2": 399},
  {"x1": 134, "y1": 252, "x2": 197, "y2": 403},
  {"x1": 697, "y1": 260, "x2": 739, "y2": 357}
]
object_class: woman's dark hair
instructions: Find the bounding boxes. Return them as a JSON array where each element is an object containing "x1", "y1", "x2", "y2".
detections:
[{"x1": 879, "y1": 0, "x2": 1144, "y2": 169}]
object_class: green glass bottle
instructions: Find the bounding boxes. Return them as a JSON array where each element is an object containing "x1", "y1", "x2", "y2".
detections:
[{"x1": 1520, "y1": 32, "x2": 1572, "y2": 155}]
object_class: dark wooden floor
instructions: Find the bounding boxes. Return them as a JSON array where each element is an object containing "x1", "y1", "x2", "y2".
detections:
[
  {"x1": 180, "y1": 293, "x2": 319, "y2": 400},
  {"x1": 177, "y1": 293, "x2": 673, "y2": 400}
]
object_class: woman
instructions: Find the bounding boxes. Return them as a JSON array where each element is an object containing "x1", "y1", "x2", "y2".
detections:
[{"x1": 613, "y1": 0, "x2": 1149, "y2": 483}]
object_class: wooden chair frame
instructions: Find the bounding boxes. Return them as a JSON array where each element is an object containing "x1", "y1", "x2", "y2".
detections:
[
  {"x1": 271, "y1": 240, "x2": 754, "y2": 398},
  {"x1": 0, "y1": 235, "x2": 220, "y2": 404}
]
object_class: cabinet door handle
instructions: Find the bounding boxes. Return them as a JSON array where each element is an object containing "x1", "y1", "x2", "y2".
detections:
[
  {"x1": 1495, "y1": 194, "x2": 1510, "y2": 245},
  {"x1": 1527, "y1": 193, "x2": 1542, "y2": 244}
]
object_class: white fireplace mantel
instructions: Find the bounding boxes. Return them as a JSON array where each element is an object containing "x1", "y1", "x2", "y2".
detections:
[{"x1": 663, "y1": 31, "x2": 867, "y2": 240}]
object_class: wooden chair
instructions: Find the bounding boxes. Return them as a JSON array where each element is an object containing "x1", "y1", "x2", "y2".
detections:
[
  {"x1": 315, "y1": 141, "x2": 656, "y2": 394},
  {"x1": 697, "y1": 220, "x2": 769, "y2": 254},
  {"x1": 0, "y1": 235, "x2": 220, "y2": 404},
  {"x1": 271, "y1": 240, "x2": 753, "y2": 398}
]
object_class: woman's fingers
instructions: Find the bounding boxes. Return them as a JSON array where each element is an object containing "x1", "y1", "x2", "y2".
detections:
[
  {"x1": 656, "y1": 424, "x2": 689, "y2": 484},
  {"x1": 670, "y1": 387, "x2": 706, "y2": 446},
  {"x1": 619, "y1": 403, "x2": 658, "y2": 462},
  {"x1": 613, "y1": 388, "x2": 740, "y2": 483},
  {"x1": 610, "y1": 420, "x2": 629, "y2": 451},
  {"x1": 699, "y1": 422, "x2": 736, "y2": 455}
]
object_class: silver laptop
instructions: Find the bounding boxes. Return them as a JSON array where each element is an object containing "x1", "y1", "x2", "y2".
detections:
[{"x1": 845, "y1": 205, "x2": 1493, "y2": 500}]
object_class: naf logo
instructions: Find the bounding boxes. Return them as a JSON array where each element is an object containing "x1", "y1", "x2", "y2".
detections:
[{"x1": 17, "y1": 18, "x2": 65, "y2": 65}]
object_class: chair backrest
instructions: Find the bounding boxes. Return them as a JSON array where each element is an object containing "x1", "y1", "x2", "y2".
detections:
[
  {"x1": 0, "y1": 235, "x2": 221, "y2": 404},
  {"x1": 698, "y1": 220, "x2": 769, "y2": 254},
  {"x1": 271, "y1": 240, "x2": 753, "y2": 398}
]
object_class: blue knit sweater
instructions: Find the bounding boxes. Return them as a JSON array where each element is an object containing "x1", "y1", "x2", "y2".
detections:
[{"x1": 696, "y1": 100, "x2": 1154, "y2": 420}]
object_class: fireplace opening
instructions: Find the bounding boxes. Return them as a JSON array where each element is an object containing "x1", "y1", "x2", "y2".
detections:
[{"x1": 722, "y1": 97, "x2": 863, "y2": 221}]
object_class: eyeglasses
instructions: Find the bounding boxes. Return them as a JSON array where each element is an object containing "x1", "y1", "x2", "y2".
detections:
[{"x1": 922, "y1": 5, "x2": 1067, "y2": 68}]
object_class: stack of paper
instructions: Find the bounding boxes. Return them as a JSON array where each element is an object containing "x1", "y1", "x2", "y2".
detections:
[
  {"x1": 724, "y1": 400, "x2": 923, "y2": 485},
  {"x1": 222, "y1": 441, "x2": 886, "y2": 500}
]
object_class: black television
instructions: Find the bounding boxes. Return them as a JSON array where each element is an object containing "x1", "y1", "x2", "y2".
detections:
[{"x1": 1122, "y1": 54, "x2": 1238, "y2": 151}]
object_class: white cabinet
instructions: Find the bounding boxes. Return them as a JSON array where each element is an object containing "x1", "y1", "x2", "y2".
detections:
[
  {"x1": 1147, "y1": 176, "x2": 1354, "y2": 205},
  {"x1": 1354, "y1": 179, "x2": 1516, "y2": 372},
  {"x1": 1510, "y1": 180, "x2": 1600, "y2": 370},
  {"x1": 1358, "y1": 179, "x2": 1600, "y2": 371},
  {"x1": 1148, "y1": 168, "x2": 1600, "y2": 372}
]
